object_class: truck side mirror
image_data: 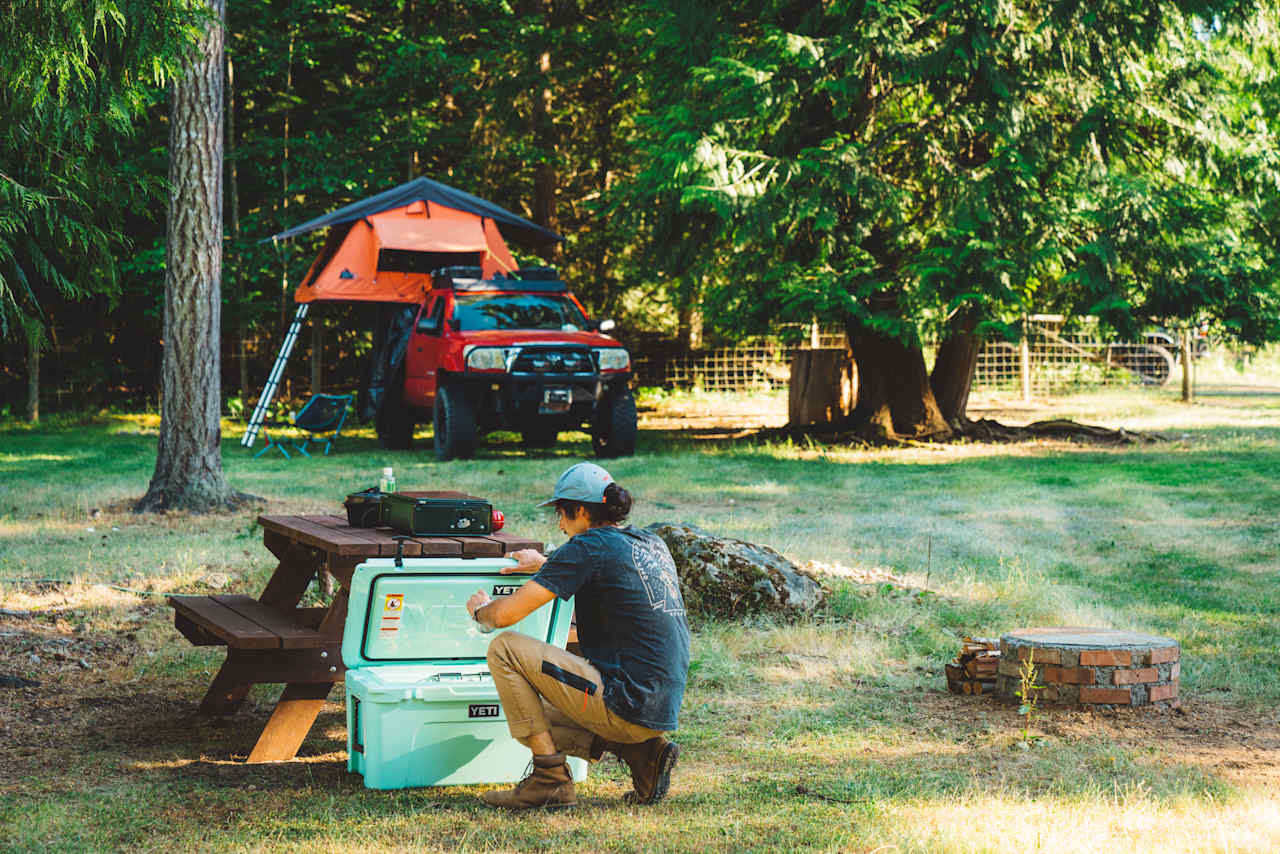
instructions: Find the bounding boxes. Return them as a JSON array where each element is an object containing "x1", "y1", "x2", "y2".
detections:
[
  {"x1": 416, "y1": 297, "x2": 446, "y2": 335},
  {"x1": 598, "y1": 319, "x2": 616, "y2": 333}
]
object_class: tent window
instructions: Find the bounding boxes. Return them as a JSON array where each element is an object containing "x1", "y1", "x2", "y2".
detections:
[{"x1": 378, "y1": 249, "x2": 482, "y2": 274}]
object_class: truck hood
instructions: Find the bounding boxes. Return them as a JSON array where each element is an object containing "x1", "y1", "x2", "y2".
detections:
[{"x1": 459, "y1": 329, "x2": 627, "y2": 349}]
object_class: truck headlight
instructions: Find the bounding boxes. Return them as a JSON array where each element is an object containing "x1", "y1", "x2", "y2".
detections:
[
  {"x1": 595, "y1": 348, "x2": 630, "y2": 371},
  {"x1": 466, "y1": 347, "x2": 507, "y2": 371}
]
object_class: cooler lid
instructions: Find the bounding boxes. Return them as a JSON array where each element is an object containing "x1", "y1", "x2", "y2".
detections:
[{"x1": 342, "y1": 557, "x2": 565, "y2": 669}]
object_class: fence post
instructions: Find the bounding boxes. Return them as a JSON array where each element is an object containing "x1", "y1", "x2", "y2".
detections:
[
  {"x1": 1181, "y1": 324, "x2": 1194, "y2": 403},
  {"x1": 1020, "y1": 316, "x2": 1032, "y2": 403}
]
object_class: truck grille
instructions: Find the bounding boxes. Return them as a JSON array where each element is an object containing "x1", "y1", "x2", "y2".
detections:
[{"x1": 511, "y1": 347, "x2": 595, "y2": 375}]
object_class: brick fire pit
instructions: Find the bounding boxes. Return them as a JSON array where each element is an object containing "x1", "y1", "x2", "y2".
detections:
[{"x1": 995, "y1": 627, "x2": 1180, "y2": 709}]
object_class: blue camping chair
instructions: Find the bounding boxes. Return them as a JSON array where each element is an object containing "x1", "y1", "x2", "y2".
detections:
[{"x1": 255, "y1": 393, "x2": 353, "y2": 459}]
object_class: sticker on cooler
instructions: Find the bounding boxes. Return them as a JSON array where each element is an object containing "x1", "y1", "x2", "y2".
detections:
[{"x1": 381, "y1": 593, "x2": 404, "y2": 633}]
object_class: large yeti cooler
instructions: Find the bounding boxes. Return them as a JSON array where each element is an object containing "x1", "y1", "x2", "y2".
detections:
[{"x1": 343, "y1": 556, "x2": 587, "y2": 789}]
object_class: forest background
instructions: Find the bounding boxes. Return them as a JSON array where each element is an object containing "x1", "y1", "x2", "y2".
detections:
[{"x1": 4, "y1": 0, "x2": 1280, "y2": 437}]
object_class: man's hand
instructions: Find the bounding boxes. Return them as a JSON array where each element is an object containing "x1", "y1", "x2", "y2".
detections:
[
  {"x1": 503, "y1": 549, "x2": 547, "y2": 575},
  {"x1": 467, "y1": 590, "x2": 493, "y2": 621},
  {"x1": 465, "y1": 580, "x2": 556, "y2": 630}
]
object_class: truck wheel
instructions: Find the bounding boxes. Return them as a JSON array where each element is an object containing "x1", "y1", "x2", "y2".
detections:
[
  {"x1": 434, "y1": 385, "x2": 477, "y2": 461},
  {"x1": 375, "y1": 394, "x2": 414, "y2": 450},
  {"x1": 592, "y1": 387, "x2": 637, "y2": 458},
  {"x1": 521, "y1": 426, "x2": 559, "y2": 448}
]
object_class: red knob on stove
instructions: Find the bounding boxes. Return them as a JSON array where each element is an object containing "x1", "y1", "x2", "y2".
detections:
[{"x1": 491, "y1": 509, "x2": 505, "y2": 531}]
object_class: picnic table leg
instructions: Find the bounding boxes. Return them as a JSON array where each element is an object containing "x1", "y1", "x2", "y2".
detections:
[
  {"x1": 198, "y1": 657, "x2": 253, "y2": 717},
  {"x1": 260, "y1": 529, "x2": 320, "y2": 611},
  {"x1": 246, "y1": 681, "x2": 334, "y2": 763}
]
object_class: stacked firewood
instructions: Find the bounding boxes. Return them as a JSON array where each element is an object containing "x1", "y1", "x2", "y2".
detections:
[{"x1": 945, "y1": 636, "x2": 1000, "y2": 696}]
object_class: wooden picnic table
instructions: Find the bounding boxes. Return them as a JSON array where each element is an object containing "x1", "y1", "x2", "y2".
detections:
[{"x1": 168, "y1": 510, "x2": 543, "y2": 763}]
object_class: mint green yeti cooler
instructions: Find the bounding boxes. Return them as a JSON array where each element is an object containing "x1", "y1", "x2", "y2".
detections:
[{"x1": 342, "y1": 556, "x2": 588, "y2": 789}]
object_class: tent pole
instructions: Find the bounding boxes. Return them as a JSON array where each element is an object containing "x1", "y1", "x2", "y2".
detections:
[{"x1": 241, "y1": 302, "x2": 311, "y2": 448}]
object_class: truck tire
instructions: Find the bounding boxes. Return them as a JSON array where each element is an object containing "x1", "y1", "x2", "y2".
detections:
[
  {"x1": 375, "y1": 393, "x2": 414, "y2": 450},
  {"x1": 434, "y1": 385, "x2": 477, "y2": 461},
  {"x1": 592, "y1": 387, "x2": 637, "y2": 458}
]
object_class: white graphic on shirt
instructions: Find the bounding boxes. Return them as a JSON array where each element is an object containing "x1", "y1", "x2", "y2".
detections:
[{"x1": 630, "y1": 537, "x2": 685, "y2": 615}]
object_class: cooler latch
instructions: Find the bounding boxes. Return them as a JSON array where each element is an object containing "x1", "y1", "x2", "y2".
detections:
[{"x1": 391, "y1": 535, "x2": 412, "y2": 568}]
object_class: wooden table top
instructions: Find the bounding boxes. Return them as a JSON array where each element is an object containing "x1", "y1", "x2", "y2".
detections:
[{"x1": 258, "y1": 514, "x2": 544, "y2": 558}]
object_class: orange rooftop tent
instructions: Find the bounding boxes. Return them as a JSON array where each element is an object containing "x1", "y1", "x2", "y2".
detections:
[{"x1": 242, "y1": 177, "x2": 561, "y2": 448}]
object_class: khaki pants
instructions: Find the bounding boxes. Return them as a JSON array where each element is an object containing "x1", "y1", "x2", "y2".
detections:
[{"x1": 486, "y1": 630, "x2": 664, "y2": 758}]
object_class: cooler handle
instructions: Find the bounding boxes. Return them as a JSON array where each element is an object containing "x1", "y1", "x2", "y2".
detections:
[{"x1": 411, "y1": 684, "x2": 497, "y2": 700}]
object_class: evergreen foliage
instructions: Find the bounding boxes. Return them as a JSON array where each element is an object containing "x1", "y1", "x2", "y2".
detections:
[
  {"x1": 0, "y1": 0, "x2": 199, "y2": 339},
  {"x1": 3, "y1": 0, "x2": 1279, "y2": 423}
]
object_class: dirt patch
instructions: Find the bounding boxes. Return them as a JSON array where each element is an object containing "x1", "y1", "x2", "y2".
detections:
[
  {"x1": 0, "y1": 603, "x2": 365, "y2": 793},
  {"x1": 3, "y1": 610, "x2": 1277, "y2": 796},
  {"x1": 638, "y1": 393, "x2": 788, "y2": 436},
  {"x1": 913, "y1": 688, "x2": 1280, "y2": 788}
]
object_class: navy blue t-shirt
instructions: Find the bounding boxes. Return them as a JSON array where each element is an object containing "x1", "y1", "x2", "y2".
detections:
[{"x1": 532, "y1": 525, "x2": 691, "y2": 731}]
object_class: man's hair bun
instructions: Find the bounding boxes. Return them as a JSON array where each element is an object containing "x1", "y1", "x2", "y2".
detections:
[{"x1": 602, "y1": 482, "x2": 632, "y2": 523}]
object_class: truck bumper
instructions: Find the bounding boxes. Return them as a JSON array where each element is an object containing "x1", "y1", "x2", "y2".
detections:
[{"x1": 458, "y1": 372, "x2": 631, "y2": 430}]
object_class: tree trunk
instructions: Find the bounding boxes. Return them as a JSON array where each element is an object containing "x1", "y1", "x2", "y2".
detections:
[
  {"x1": 930, "y1": 311, "x2": 981, "y2": 427},
  {"x1": 591, "y1": 64, "x2": 615, "y2": 312},
  {"x1": 1181, "y1": 325, "x2": 1193, "y2": 403},
  {"x1": 24, "y1": 321, "x2": 39, "y2": 424},
  {"x1": 404, "y1": 0, "x2": 420, "y2": 180},
  {"x1": 279, "y1": 29, "x2": 295, "y2": 328},
  {"x1": 847, "y1": 319, "x2": 952, "y2": 442},
  {"x1": 310, "y1": 316, "x2": 322, "y2": 394},
  {"x1": 530, "y1": 0, "x2": 560, "y2": 262},
  {"x1": 136, "y1": 0, "x2": 241, "y2": 513},
  {"x1": 227, "y1": 50, "x2": 249, "y2": 401},
  {"x1": 676, "y1": 300, "x2": 704, "y2": 352},
  {"x1": 533, "y1": 47, "x2": 559, "y2": 261},
  {"x1": 789, "y1": 349, "x2": 854, "y2": 427},
  {"x1": 239, "y1": 327, "x2": 249, "y2": 401}
]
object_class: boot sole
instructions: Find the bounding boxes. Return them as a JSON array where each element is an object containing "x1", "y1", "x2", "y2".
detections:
[{"x1": 625, "y1": 741, "x2": 679, "y2": 805}]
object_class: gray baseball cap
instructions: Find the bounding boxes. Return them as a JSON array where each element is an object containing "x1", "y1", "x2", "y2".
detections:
[{"x1": 537, "y1": 462, "x2": 615, "y2": 507}]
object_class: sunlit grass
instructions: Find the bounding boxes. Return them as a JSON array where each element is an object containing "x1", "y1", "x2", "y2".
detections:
[{"x1": 1, "y1": 385, "x2": 1278, "y2": 851}]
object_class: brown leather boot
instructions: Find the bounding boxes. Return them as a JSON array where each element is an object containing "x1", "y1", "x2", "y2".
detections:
[
  {"x1": 613, "y1": 737, "x2": 680, "y2": 804},
  {"x1": 481, "y1": 752, "x2": 576, "y2": 810}
]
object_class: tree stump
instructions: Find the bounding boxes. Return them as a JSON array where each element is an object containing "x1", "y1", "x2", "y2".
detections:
[{"x1": 788, "y1": 348, "x2": 854, "y2": 427}]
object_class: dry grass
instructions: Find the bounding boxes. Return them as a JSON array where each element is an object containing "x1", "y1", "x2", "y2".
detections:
[{"x1": 2, "y1": 378, "x2": 1279, "y2": 852}]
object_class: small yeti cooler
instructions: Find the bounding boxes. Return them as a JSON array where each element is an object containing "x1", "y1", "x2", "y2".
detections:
[{"x1": 343, "y1": 556, "x2": 587, "y2": 789}]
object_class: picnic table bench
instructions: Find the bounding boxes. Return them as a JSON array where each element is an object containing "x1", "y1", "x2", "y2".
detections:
[{"x1": 169, "y1": 511, "x2": 543, "y2": 763}]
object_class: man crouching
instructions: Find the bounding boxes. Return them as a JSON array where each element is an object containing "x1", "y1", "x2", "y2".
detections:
[{"x1": 465, "y1": 463, "x2": 690, "y2": 809}]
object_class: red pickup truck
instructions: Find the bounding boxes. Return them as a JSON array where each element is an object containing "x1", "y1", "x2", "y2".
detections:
[{"x1": 375, "y1": 266, "x2": 636, "y2": 460}]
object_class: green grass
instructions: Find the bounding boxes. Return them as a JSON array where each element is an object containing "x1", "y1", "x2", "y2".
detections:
[{"x1": 1, "y1": 385, "x2": 1279, "y2": 852}]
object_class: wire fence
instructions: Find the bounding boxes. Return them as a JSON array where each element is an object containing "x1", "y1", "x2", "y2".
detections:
[
  {"x1": 636, "y1": 318, "x2": 1183, "y2": 394},
  {"x1": 976, "y1": 317, "x2": 1179, "y2": 394},
  {"x1": 638, "y1": 332, "x2": 849, "y2": 392}
]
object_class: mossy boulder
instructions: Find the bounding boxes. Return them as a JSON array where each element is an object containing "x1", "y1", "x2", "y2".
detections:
[{"x1": 645, "y1": 522, "x2": 825, "y2": 618}]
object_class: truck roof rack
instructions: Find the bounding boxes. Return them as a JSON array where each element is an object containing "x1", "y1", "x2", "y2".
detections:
[
  {"x1": 452, "y1": 279, "x2": 567, "y2": 293},
  {"x1": 430, "y1": 265, "x2": 485, "y2": 281},
  {"x1": 511, "y1": 267, "x2": 559, "y2": 280},
  {"x1": 430, "y1": 265, "x2": 567, "y2": 293}
]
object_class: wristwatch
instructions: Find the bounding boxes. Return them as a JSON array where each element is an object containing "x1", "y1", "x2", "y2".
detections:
[{"x1": 472, "y1": 604, "x2": 495, "y2": 634}]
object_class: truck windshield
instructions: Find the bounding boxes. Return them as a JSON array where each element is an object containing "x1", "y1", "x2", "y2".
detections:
[{"x1": 452, "y1": 293, "x2": 588, "y2": 332}]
